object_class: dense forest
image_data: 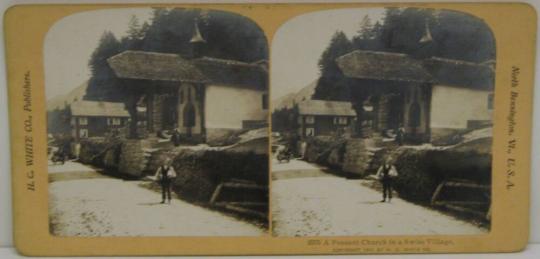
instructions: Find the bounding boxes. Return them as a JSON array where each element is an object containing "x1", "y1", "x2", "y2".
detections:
[
  {"x1": 312, "y1": 8, "x2": 496, "y2": 101},
  {"x1": 85, "y1": 8, "x2": 268, "y2": 101}
]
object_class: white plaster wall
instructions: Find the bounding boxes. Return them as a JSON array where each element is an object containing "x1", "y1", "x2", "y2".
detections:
[
  {"x1": 205, "y1": 85, "x2": 267, "y2": 129},
  {"x1": 430, "y1": 85, "x2": 493, "y2": 129}
]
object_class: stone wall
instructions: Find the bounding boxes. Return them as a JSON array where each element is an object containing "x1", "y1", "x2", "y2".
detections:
[
  {"x1": 78, "y1": 138, "x2": 108, "y2": 165},
  {"x1": 206, "y1": 128, "x2": 242, "y2": 146},
  {"x1": 145, "y1": 148, "x2": 182, "y2": 175},
  {"x1": 430, "y1": 128, "x2": 467, "y2": 146},
  {"x1": 301, "y1": 137, "x2": 387, "y2": 176},
  {"x1": 103, "y1": 145, "x2": 122, "y2": 169},
  {"x1": 342, "y1": 138, "x2": 386, "y2": 176},
  {"x1": 170, "y1": 149, "x2": 269, "y2": 202},
  {"x1": 118, "y1": 139, "x2": 153, "y2": 177}
]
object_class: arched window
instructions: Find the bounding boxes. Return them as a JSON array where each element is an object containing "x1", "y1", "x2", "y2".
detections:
[{"x1": 179, "y1": 89, "x2": 184, "y2": 104}]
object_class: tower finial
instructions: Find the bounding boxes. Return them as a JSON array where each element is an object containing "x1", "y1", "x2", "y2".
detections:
[
  {"x1": 190, "y1": 19, "x2": 206, "y2": 44},
  {"x1": 419, "y1": 18, "x2": 433, "y2": 44}
]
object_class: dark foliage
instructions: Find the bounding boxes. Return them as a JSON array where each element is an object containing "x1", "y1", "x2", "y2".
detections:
[
  {"x1": 393, "y1": 148, "x2": 491, "y2": 202},
  {"x1": 85, "y1": 31, "x2": 124, "y2": 101},
  {"x1": 171, "y1": 149, "x2": 268, "y2": 202},
  {"x1": 312, "y1": 31, "x2": 354, "y2": 101},
  {"x1": 314, "y1": 8, "x2": 496, "y2": 103},
  {"x1": 271, "y1": 106, "x2": 297, "y2": 133},
  {"x1": 86, "y1": 8, "x2": 268, "y2": 101}
]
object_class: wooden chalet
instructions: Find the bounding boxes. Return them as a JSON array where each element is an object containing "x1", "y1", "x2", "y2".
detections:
[
  {"x1": 296, "y1": 100, "x2": 356, "y2": 138},
  {"x1": 69, "y1": 100, "x2": 130, "y2": 140}
]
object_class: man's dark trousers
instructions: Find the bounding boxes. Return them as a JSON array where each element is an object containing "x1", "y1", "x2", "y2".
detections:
[
  {"x1": 161, "y1": 179, "x2": 172, "y2": 202},
  {"x1": 381, "y1": 178, "x2": 393, "y2": 201}
]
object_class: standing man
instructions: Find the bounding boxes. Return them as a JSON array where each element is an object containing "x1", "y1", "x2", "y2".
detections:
[
  {"x1": 171, "y1": 128, "x2": 182, "y2": 147},
  {"x1": 376, "y1": 157, "x2": 399, "y2": 203},
  {"x1": 395, "y1": 124, "x2": 405, "y2": 146},
  {"x1": 154, "y1": 158, "x2": 177, "y2": 204}
]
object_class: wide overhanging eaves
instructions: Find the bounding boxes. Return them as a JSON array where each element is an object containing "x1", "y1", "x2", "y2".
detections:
[
  {"x1": 107, "y1": 51, "x2": 268, "y2": 89},
  {"x1": 107, "y1": 51, "x2": 208, "y2": 83},
  {"x1": 336, "y1": 50, "x2": 494, "y2": 90}
]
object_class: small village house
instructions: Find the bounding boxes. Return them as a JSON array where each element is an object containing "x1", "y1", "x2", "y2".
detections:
[
  {"x1": 336, "y1": 50, "x2": 494, "y2": 143},
  {"x1": 296, "y1": 100, "x2": 356, "y2": 138},
  {"x1": 69, "y1": 100, "x2": 130, "y2": 140},
  {"x1": 107, "y1": 24, "x2": 268, "y2": 143}
]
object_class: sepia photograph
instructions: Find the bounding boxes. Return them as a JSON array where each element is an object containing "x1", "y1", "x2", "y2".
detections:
[
  {"x1": 45, "y1": 7, "x2": 269, "y2": 236},
  {"x1": 271, "y1": 7, "x2": 494, "y2": 236}
]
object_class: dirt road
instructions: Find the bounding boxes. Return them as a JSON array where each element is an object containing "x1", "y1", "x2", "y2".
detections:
[
  {"x1": 49, "y1": 161, "x2": 265, "y2": 236},
  {"x1": 271, "y1": 159, "x2": 487, "y2": 236}
]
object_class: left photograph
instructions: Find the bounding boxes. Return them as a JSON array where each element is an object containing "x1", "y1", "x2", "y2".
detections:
[{"x1": 45, "y1": 8, "x2": 269, "y2": 236}]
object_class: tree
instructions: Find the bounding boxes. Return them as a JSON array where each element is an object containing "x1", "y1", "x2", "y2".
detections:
[
  {"x1": 352, "y1": 16, "x2": 384, "y2": 51},
  {"x1": 88, "y1": 31, "x2": 121, "y2": 77},
  {"x1": 357, "y1": 15, "x2": 374, "y2": 40},
  {"x1": 312, "y1": 31, "x2": 353, "y2": 101},
  {"x1": 376, "y1": 8, "x2": 494, "y2": 62},
  {"x1": 139, "y1": 8, "x2": 268, "y2": 62},
  {"x1": 318, "y1": 31, "x2": 353, "y2": 75},
  {"x1": 85, "y1": 31, "x2": 123, "y2": 101},
  {"x1": 126, "y1": 15, "x2": 144, "y2": 41},
  {"x1": 84, "y1": 8, "x2": 269, "y2": 101}
]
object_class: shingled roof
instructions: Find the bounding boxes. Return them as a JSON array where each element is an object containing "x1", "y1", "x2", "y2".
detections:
[
  {"x1": 70, "y1": 100, "x2": 130, "y2": 117},
  {"x1": 108, "y1": 51, "x2": 267, "y2": 89},
  {"x1": 108, "y1": 51, "x2": 206, "y2": 83},
  {"x1": 336, "y1": 50, "x2": 494, "y2": 90},
  {"x1": 298, "y1": 100, "x2": 356, "y2": 116}
]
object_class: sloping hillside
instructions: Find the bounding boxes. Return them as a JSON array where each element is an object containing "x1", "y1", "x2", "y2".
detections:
[
  {"x1": 47, "y1": 80, "x2": 89, "y2": 111},
  {"x1": 272, "y1": 80, "x2": 317, "y2": 110}
]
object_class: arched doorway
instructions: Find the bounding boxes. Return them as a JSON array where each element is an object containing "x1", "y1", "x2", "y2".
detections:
[
  {"x1": 162, "y1": 94, "x2": 178, "y2": 130},
  {"x1": 408, "y1": 101, "x2": 421, "y2": 135},
  {"x1": 183, "y1": 102, "x2": 196, "y2": 137},
  {"x1": 387, "y1": 94, "x2": 404, "y2": 131}
]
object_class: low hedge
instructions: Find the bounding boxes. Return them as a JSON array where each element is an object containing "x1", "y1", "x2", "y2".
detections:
[
  {"x1": 171, "y1": 149, "x2": 268, "y2": 202},
  {"x1": 392, "y1": 147, "x2": 491, "y2": 202},
  {"x1": 79, "y1": 138, "x2": 108, "y2": 166}
]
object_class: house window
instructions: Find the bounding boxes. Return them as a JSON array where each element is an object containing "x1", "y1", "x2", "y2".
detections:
[
  {"x1": 305, "y1": 116, "x2": 315, "y2": 124},
  {"x1": 78, "y1": 117, "x2": 88, "y2": 125},
  {"x1": 305, "y1": 128, "x2": 315, "y2": 137},
  {"x1": 79, "y1": 129, "x2": 88, "y2": 138},
  {"x1": 262, "y1": 93, "x2": 268, "y2": 110},
  {"x1": 107, "y1": 118, "x2": 121, "y2": 126},
  {"x1": 488, "y1": 93, "x2": 494, "y2": 110},
  {"x1": 333, "y1": 117, "x2": 348, "y2": 125},
  {"x1": 112, "y1": 118, "x2": 121, "y2": 125}
]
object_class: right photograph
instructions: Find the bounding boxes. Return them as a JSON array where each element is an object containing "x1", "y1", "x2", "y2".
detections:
[{"x1": 271, "y1": 8, "x2": 495, "y2": 236}]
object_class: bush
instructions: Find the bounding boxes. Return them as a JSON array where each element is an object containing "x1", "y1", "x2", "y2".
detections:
[
  {"x1": 304, "y1": 136, "x2": 343, "y2": 163},
  {"x1": 393, "y1": 148, "x2": 491, "y2": 202},
  {"x1": 79, "y1": 138, "x2": 108, "y2": 165},
  {"x1": 171, "y1": 149, "x2": 268, "y2": 202}
]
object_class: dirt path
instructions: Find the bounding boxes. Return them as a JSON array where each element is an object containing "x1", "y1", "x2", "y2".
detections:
[
  {"x1": 271, "y1": 159, "x2": 487, "y2": 236},
  {"x1": 49, "y1": 161, "x2": 265, "y2": 236}
]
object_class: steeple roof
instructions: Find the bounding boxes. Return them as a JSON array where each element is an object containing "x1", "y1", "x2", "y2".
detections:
[{"x1": 190, "y1": 20, "x2": 206, "y2": 44}]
